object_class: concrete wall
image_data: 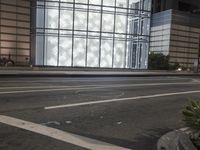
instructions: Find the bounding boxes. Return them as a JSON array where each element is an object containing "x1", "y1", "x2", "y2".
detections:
[
  {"x1": 0, "y1": 0, "x2": 31, "y2": 65},
  {"x1": 150, "y1": 10, "x2": 200, "y2": 68},
  {"x1": 152, "y1": 0, "x2": 200, "y2": 13}
]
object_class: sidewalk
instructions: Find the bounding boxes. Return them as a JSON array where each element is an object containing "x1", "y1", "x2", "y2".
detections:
[{"x1": 0, "y1": 67, "x2": 198, "y2": 77}]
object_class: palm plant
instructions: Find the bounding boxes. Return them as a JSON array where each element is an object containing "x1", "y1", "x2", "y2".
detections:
[{"x1": 183, "y1": 101, "x2": 200, "y2": 148}]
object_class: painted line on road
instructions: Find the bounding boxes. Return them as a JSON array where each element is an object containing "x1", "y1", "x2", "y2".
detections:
[
  {"x1": 0, "y1": 115, "x2": 131, "y2": 150},
  {"x1": 45, "y1": 90, "x2": 200, "y2": 110},
  {"x1": 0, "y1": 82, "x2": 198, "y2": 95}
]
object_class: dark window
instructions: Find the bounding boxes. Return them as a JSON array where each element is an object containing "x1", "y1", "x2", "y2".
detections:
[{"x1": 178, "y1": 1, "x2": 198, "y2": 12}]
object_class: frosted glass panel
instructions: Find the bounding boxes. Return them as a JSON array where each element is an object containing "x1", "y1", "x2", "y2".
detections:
[
  {"x1": 102, "y1": 14, "x2": 114, "y2": 32},
  {"x1": 46, "y1": 36, "x2": 58, "y2": 66},
  {"x1": 60, "y1": 0, "x2": 73, "y2": 2},
  {"x1": 46, "y1": 6, "x2": 58, "y2": 29},
  {"x1": 36, "y1": 35, "x2": 44, "y2": 65},
  {"x1": 87, "y1": 39, "x2": 99, "y2": 67},
  {"x1": 88, "y1": 12, "x2": 100, "y2": 31},
  {"x1": 76, "y1": 0, "x2": 87, "y2": 3},
  {"x1": 89, "y1": 0, "x2": 101, "y2": 5},
  {"x1": 59, "y1": 37, "x2": 72, "y2": 66},
  {"x1": 74, "y1": 10, "x2": 87, "y2": 30},
  {"x1": 114, "y1": 41, "x2": 125, "y2": 68},
  {"x1": 101, "y1": 40, "x2": 113, "y2": 67},
  {"x1": 115, "y1": 15, "x2": 126, "y2": 33},
  {"x1": 36, "y1": 8, "x2": 44, "y2": 28},
  {"x1": 103, "y1": 0, "x2": 115, "y2": 6},
  {"x1": 60, "y1": 9, "x2": 73, "y2": 30},
  {"x1": 73, "y1": 38, "x2": 86, "y2": 67},
  {"x1": 116, "y1": 0, "x2": 127, "y2": 6}
]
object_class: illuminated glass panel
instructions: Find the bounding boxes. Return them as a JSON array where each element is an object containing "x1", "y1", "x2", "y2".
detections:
[
  {"x1": 35, "y1": 0, "x2": 152, "y2": 69},
  {"x1": 88, "y1": 11, "x2": 101, "y2": 31},
  {"x1": 60, "y1": 8, "x2": 73, "y2": 30},
  {"x1": 89, "y1": 0, "x2": 101, "y2": 5},
  {"x1": 74, "y1": 5, "x2": 87, "y2": 31},
  {"x1": 87, "y1": 39, "x2": 99, "y2": 67},
  {"x1": 103, "y1": 0, "x2": 115, "y2": 6},
  {"x1": 59, "y1": 37, "x2": 72, "y2": 66},
  {"x1": 101, "y1": 39, "x2": 113, "y2": 67},
  {"x1": 46, "y1": 36, "x2": 58, "y2": 66},
  {"x1": 73, "y1": 38, "x2": 86, "y2": 67},
  {"x1": 102, "y1": 13, "x2": 114, "y2": 33},
  {"x1": 36, "y1": 35, "x2": 44, "y2": 65},
  {"x1": 114, "y1": 40, "x2": 125, "y2": 68}
]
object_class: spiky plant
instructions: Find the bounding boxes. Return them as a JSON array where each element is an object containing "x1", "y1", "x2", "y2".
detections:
[{"x1": 183, "y1": 101, "x2": 200, "y2": 148}]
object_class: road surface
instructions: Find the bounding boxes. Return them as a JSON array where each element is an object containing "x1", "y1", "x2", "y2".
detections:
[{"x1": 0, "y1": 76, "x2": 200, "y2": 150}]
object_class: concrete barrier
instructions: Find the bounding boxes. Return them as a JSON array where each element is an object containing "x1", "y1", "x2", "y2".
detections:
[{"x1": 157, "y1": 131, "x2": 197, "y2": 150}]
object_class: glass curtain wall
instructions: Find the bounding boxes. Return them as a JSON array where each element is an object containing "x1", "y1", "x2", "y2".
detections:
[{"x1": 34, "y1": 0, "x2": 151, "y2": 69}]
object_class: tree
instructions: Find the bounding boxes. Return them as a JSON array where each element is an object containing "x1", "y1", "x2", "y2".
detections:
[{"x1": 148, "y1": 52, "x2": 169, "y2": 70}]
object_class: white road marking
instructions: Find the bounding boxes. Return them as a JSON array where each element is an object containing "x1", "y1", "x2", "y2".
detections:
[
  {"x1": 0, "y1": 82, "x2": 197, "y2": 95},
  {"x1": 41, "y1": 121, "x2": 61, "y2": 126},
  {"x1": 0, "y1": 115, "x2": 131, "y2": 150},
  {"x1": 45, "y1": 90, "x2": 200, "y2": 110}
]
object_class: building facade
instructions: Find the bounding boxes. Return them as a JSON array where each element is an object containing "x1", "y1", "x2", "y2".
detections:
[
  {"x1": 0, "y1": 0, "x2": 152, "y2": 69},
  {"x1": 150, "y1": 0, "x2": 200, "y2": 68},
  {"x1": 32, "y1": 0, "x2": 151, "y2": 69},
  {"x1": 0, "y1": 0, "x2": 31, "y2": 65}
]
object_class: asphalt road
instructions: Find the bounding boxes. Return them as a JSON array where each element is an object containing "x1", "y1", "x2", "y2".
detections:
[{"x1": 0, "y1": 76, "x2": 200, "y2": 150}]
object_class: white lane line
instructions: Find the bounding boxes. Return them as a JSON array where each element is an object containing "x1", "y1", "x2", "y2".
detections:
[
  {"x1": 45, "y1": 90, "x2": 200, "y2": 110},
  {"x1": 0, "y1": 82, "x2": 197, "y2": 95},
  {"x1": 0, "y1": 81, "x2": 197, "y2": 95},
  {"x1": 0, "y1": 115, "x2": 131, "y2": 150}
]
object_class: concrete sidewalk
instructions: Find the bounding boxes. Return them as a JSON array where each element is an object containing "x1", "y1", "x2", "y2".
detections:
[{"x1": 0, "y1": 67, "x2": 198, "y2": 77}]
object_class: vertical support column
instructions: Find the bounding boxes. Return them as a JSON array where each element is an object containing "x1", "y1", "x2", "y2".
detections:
[
  {"x1": 43, "y1": 1, "x2": 46, "y2": 65},
  {"x1": 0, "y1": 0, "x2": 1, "y2": 58},
  {"x1": 30, "y1": 0, "x2": 37, "y2": 66},
  {"x1": 146, "y1": 0, "x2": 152, "y2": 69},
  {"x1": 16, "y1": 0, "x2": 18, "y2": 64},
  {"x1": 197, "y1": 36, "x2": 200, "y2": 72},
  {"x1": 71, "y1": 0, "x2": 75, "y2": 67},
  {"x1": 57, "y1": 0, "x2": 61, "y2": 66},
  {"x1": 112, "y1": 0, "x2": 117, "y2": 68},
  {"x1": 124, "y1": 0, "x2": 130, "y2": 68},
  {"x1": 98, "y1": 0, "x2": 103, "y2": 68},
  {"x1": 85, "y1": 0, "x2": 90, "y2": 67},
  {"x1": 136, "y1": 0, "x2": 142, "y2": 69}
]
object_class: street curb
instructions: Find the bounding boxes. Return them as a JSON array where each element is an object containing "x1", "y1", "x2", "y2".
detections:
[
  {"x1": 157, "y1": 130, "x2": 197, "y2": 150},
  {"x1": 0, "y1": 67, "x2": 198, "y2": 77},
  {"x1": 0, "y1": 72, "x2": 198, "y2": 77}
]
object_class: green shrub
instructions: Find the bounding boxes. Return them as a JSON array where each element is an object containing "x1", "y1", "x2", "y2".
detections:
[
  {"x1": 148, "y1": 52, "x2": 184, "y2": 70},
  {"x1": 183, "y1": 101, "x2": 200, "y2": 148},
  {"x1": 148, "y1": 52, "x2": 169, "y2": 70},
  {"x1": 169, "y1": 62, "x2": 180, "y2": 70}
]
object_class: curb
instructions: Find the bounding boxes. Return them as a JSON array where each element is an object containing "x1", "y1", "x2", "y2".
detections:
[
  {"x1": 157, "y1": 130, "x2": 197, "y2": 150},
  {"x1": 0, "y1": 70, "x2": 199, "y2": 77},
  {"x1": 0, "y1": 73, "x2": 198, "y2": 77}
]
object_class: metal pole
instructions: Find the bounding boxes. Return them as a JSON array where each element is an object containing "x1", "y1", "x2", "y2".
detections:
[{"x1": 198, "y1": 35, "x2": 200, "y2": 73}]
